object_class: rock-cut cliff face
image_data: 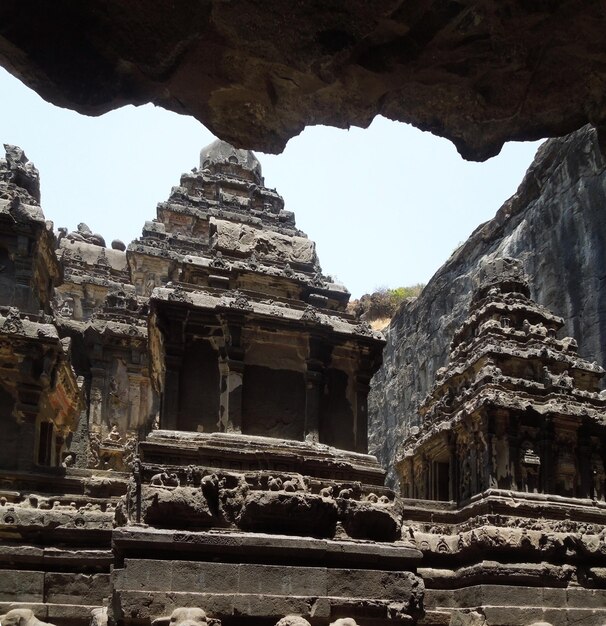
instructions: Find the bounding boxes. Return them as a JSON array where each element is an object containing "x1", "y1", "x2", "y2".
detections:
[{"x1": 369, "y1": 125, "x2": 606, "y2": 486}]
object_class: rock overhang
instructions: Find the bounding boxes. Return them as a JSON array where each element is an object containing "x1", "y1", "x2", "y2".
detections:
[{"x1": 1, "y1": 2, "x2": 606, "y2": 160}]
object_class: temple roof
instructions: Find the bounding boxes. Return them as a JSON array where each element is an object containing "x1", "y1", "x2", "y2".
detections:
[
  {"x1": 473, "y1": 256, "x2": 531, "y2": 300},
  {"x1": 199, "y1": 139, "x2": 262, "y2": 183}
]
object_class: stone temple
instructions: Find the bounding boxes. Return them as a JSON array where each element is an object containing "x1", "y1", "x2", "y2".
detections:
[{"x1": 1, "y1": 141, "x2": 606, "y2": 626}]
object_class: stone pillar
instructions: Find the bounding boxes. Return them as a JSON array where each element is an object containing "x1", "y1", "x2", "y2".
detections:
[
  {"x1": 220, "y1": 358, "x2": 244, "y2": 433},
  {"x1": 304, "y1": 335, "x2": 325, "y2": 443},
  {"x1": 353, "y1": 345, "x2": 380, "y2": 454},
  {"x1": 89, "y1": 365, "x2": 106, "y2": 429},
  {"x1": 577, "y1": 424, "x2": 592, "y2": 499},
  {"x1": 509, "y1": 413, "x2": 521, "y2": 491},
  {"x1": 15, "y1": 349, "x2": 47, "y2": 469},
  {"x1": 448, "y1": 433, "x2": 458, "y2": 502},
  {"x1": 539, "y1": 416, "x2": 555, "y2": 494},
  {"x1": 219, "y1": 319, "x2": 245, "y2": 433},
  {"x1": 354, "y1": 376, "x2": 370, "y2": 453},
  {"x1": 470, "y1": 434, "x2": 480, "y2": 496},
  {"x1": 127, "y1": 371, "x2": 142, "y2": 431},
  {"x1": 304, "y1": 370, "x2": 322, "y2": 443},
  {"x1": 485, "y1": 413, "x2": 497, "y2": 490},
  {"x1": 162, "y1": 351, "x2": 182, "y2": 430},
  {"x1": 421, "y1": 454, "x2": 429, "y2": 500},
  {"x1": 406, "y1": 457, "x2": 415, "y2": 499},
  {"x1": 14, "y1": 237, "x2": 38, "y2": 313},
  {"x1": 15, "y1": 392, "x2": 39, "y2": 471}
]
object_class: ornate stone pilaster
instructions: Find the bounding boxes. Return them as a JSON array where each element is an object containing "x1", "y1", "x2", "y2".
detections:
[
  {"x1": 219, "y1": 318, "x2": 244, "y2": 433},
  {"x1": 219, "y1": 358, "x2": 244, "y2": 433},
  {"x1": 539, "y1": 416, "x2": 555, "y2": 494},
  {"x1": 354, "y1": 376, "x2": 370, "y2": 454},
  {"x1": 304, "y1": 334, "x2": 326, "y2": 444},
  {"x1": 89, "y1": 365, "x2": 106, "y2": 429},
  {"x1": 448, "y1": 432, "x2": 458, "y2": 502},
  {"x1": 162, "y1": 351, "x2": 183, "y2": 430},
  {"x1": 577, "y1": 424, "x2": 592, "y2": 499}
]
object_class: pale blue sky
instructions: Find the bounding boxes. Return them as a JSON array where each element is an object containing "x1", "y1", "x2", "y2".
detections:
[{"x1": 0, "y1": 66, "x2": 542, "y2": 297}]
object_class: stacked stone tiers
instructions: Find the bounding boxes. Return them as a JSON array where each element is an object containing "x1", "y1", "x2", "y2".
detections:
[
  {"x1": 0, "y1": 467, "x2": 127, "y2": 623},
  {"x1": 393, "y1": 490, "x2": 606, "y2": 626},
  {"x1": 112, "y1": 529, "x2": 423, "y2": 626},
  {"x1": 151, "y1": 284, "x2": 379, "y2": 340},
  {"x1": 140, "y1": 430, "x2": 387, "y2": 485},
  {"x1": 398, "y1": 256, "x2": 606, "y2": 504},
  {"x1": 113, "y1": 425, "x2": 424, "y2": 626}
]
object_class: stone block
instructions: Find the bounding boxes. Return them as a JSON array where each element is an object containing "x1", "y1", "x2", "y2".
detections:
[
  {"x1": 211, "y1": 218, "x2": 316, "y2": 266},
  {"x1": 341, "y1": 502, "x2": 400, "y2": 542},
  {"x1": 171, "y1": 562, "x2": 239, "y2": 594},
  {"x1": 565, "y1": 587, "x2": 606, "y2": 608},
  {"x1": 470, "y1": 607, "x2": 543, "y2": 626},
  {"x1": 44, "y1": 573, "x2": 110, "y2": 604},
  {"x1": 231, "y1": 593, "x2": 323, "y2": 619},
  {"x1": 425, "y1": 588, "x2": 457, "y2": 609},
  {"x1": 327, "y1": 568, "x2": 418, "y2": 601},
  {"x1": 0, "y1": 570, "x2": 44, "y2": 601},
  {"x1": 238, "y1": 564, "x2": 327, "y2": 596},
  {"x1": 237, "y1": 491, "x2": 338, "y2": 537},
  {"x1": 117, "y1": 559, "x2": 174, "y2": 591},
  {"x1": 140, "y1": 486, "x2": 216, "y2": 529}
]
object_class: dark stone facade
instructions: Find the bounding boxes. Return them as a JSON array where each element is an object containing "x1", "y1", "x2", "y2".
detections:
[
  {"x1": 369, "y1": 125, "x2": 606, "y2": 487},
  {"x1": 1, "y1": 140, "x2": 606, "y2": 626}
]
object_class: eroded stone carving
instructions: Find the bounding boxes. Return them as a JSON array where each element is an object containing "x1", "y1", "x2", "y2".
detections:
[
  {"x1": 0, "y1": 609, "x2": 55, "y2": 626},
  {"x1": 152, "y1": 608, "x2": 217, "y2": 626},
  {"x1": 3, "y1": 141, "x2": 606, "y2": 626},
  {"x1": 275, "y1": 618, "x2": 311, "y2": 626},
  {"x1": 398, "y1": 257, "x2": 606, "y2": 504}
]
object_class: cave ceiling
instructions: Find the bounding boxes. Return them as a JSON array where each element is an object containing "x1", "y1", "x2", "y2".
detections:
[{"x1": 1, "y1": 1, "x2": 605, "y2": 160}]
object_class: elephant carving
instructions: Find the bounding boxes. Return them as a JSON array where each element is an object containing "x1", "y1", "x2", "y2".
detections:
[
  {"x1": 0, "y1": 609, "x2": 56, "y2": 626},
  {"x1": 275, "y1": 618, "x2": 311, "y2": 626},
  {"x1": 152, "y1": 608, "x2": 219, "y2": 626}
]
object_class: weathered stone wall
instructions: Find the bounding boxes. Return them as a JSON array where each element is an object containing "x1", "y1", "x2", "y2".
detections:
[{"x1": 369, "y1": 125, "x2": 606, "y2": 485}]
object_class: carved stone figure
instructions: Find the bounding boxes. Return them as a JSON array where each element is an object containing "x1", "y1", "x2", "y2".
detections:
[
  {"x1": 90, "y1": 607, "x2": 108, "y2": 626},
  {"x1": 150, "y1": 472, "x2": 180, "y2": 487},
  {"x1": 274, "y1": 617, "x2": 311, "y2": 626},
  {"x1": 66, "y1": 222, "x2": 106, "y2": 247},
  {"x1": 152, "y1": 608, "x2": 212, "y2": 626},
  {"x1": 106, "y1": 423, "x2": 122, "y2": 443},
  {"x1": 88, "y1": 432, "x2": 101, "y2": 469},
  {"x1": 0, "y1": 609, "x2": 56, "y2": 626},
  {"x1": 61, "y1": 452, "x2": 75, "y2": 468}
]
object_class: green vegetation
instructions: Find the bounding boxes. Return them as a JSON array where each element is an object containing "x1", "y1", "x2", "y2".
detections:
[
  {"x1": 349, "y1": 284, "x2": 425, "y2": 322},
  {"x1": 387, "y1": 284, "x2": 425, "y2": 303}
]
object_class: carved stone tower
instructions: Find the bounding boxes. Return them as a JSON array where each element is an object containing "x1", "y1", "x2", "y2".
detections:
[{"x1": 397, "y1": 256, "x2": 606, "y2": 503}]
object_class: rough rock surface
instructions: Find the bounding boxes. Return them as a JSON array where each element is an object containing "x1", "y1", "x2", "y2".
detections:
[
  {"x1": 211, "y1": 218, "x2": 317, "y2": 266},
  {"x1": 0, "y1": 144, "x2": 40, "y2": 204},
  {"x1": 369, "y1": 125, "x2": 606, "y2": 485},
  {"x1": 2, "y1": 3, "x2": 606, "y2": 158}
]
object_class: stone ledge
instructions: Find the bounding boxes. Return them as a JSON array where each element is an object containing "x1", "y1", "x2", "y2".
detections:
[
  {"x1": 113, "y1": 590, "x2": 418, "y2": 624},
  {"x1": 112, "y1": 528, "x2": 422, "y2": 568}
]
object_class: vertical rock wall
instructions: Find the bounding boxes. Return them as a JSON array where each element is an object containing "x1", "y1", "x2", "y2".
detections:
[{"x1": 369, "y1": 125, "x2": 606, "y2": 485}]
